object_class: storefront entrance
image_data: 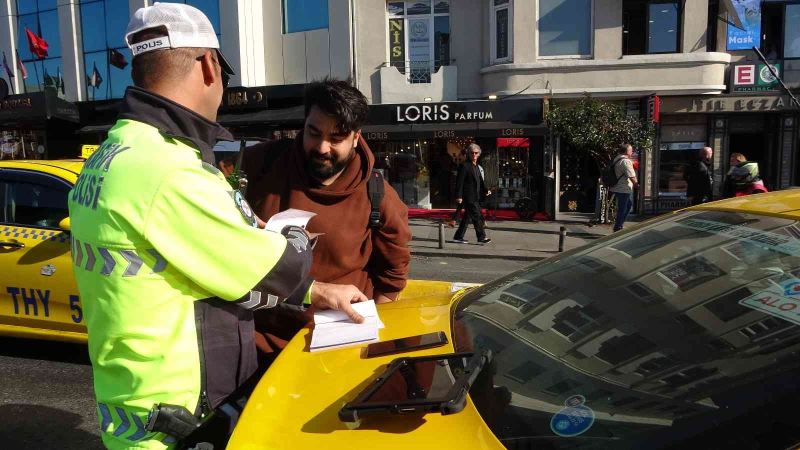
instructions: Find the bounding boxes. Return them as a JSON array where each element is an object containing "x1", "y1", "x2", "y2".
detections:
[
  {"x1": 364, "y1": 98, "x2": 546, "y2": 211},
  {"x1": 370, "y1": 135, "x2": 545, "y2": 211},
  {"x1": 728, "y1": 132, "x2": 769, "y2": 186}
]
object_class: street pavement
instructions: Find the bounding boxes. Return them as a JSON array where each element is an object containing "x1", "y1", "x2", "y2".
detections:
[{"x1": 408, "y1": 215, "x2": 616, "y2": 262}]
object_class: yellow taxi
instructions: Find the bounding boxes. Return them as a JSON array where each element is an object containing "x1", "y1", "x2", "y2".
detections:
[
  {"x1": 0, "y1": 159, "x2": 86, "y2": 343},
  {"x1": 229, "y1": 191, "x2": 800, "y2": 450}
]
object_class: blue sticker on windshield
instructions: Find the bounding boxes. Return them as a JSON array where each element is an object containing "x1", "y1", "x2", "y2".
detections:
[{"x1": 550, "y1": 395, "x2": 595, "y2": 438}]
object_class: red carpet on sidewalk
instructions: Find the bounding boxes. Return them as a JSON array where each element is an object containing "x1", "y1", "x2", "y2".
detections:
[{"x1": 407, "y1": 208, "x2": 551, "y2": 221}]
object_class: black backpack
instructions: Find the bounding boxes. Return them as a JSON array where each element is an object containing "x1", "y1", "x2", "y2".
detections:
[
  {"x1": 239, "y1": 138, "x2": 385, "y2": 229},
  {"x1": 601, "y1": 158, "x2": 624, "y2": 188}
]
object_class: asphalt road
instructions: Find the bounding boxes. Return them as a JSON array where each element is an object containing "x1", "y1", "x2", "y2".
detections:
[
  {"x1": 0, "y1": 337, "x2": 102, "y2": 450},
  {"x1": 408, "y1": 254, "x2": 531, "y2": 284},
  {"x1": 0, "y1": 254, "x2": 532, "y2": 449}
]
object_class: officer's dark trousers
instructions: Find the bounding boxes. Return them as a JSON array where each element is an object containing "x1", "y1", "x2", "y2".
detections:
[{"x1": 454, "y1": 201, "x2": 485, "y2": 241}]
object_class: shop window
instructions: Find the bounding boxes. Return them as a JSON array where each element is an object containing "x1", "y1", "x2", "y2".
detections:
[
  {"x1": 785, "y1": 4, "x2": 800, "y2": 59},
  {"x1": 495, "y1": 139, "x2": 530, "y2": 208},
  {"x1": 658, "y1": 142, "x2": 705, "y2": 197},
  {"x1": 372, "y1": 139, "x2": 431, "y2": 207},
  {"x1": 505, "y1": 360, "x2": 544, "y2": 383},
  {"x1": 707, "y1": 0, "x2": 718, "y2": 52},
  {"x1": 0, "y1": 130, "x2": 45, "y2": 160},
  {"x1": 623, "y1": 0, "x2": 680, "y2": 55},
  {"x1": 283, "y1": 0, "x2": 328, "y2": 33},
  {"x1": 543, "y1": 379, "x2": 581, "y2": 396},
  {"x1": 704, "y1": 287, "x2": 753, "y2": 322},
  {"x1": 16, "y1": 1, "x2": 62, "y2": 95},
  {"x1": 595, "y1": 333, "x2": 656, "y2": 365},
  {"x1": 491, "y1": 0, "x2": 512, "y2": 63},
  {"x1": 79, "y1": 0, "x2": 132, "y2": 100},
  {"x1": 551, "y1": 304, "x2": 606, "y2": 341},
  {"x1": 538, "y1": 0, "x2": 592, "y2": 57},
  {"x1": 759, "y1": 2, "x2": 783, "y2": 59},
  {"x1": 387, "y1": 1, "x2": 450, "y2": 83}
]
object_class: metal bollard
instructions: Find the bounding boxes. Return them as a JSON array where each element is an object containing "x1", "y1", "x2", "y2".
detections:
[
  {"x1": 439, "y1": 223, "x2": 445, "y2": 249},
  {"x1": 558, "y1": 226, "x2": 567, "y2": 252}
]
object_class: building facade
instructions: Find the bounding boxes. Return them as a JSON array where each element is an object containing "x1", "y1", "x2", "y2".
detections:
[{"x1": 1, "y1": 0, "x2": 798, "y2": 215}]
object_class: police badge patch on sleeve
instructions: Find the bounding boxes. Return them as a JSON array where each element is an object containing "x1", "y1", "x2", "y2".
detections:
[{"x1": 232, "y1": 190, "x2": 258, "y2": 227}]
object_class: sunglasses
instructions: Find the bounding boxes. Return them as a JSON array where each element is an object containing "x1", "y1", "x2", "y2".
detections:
[{"x1": 196, "y1": 52, "x2": 230, "y2": 88}]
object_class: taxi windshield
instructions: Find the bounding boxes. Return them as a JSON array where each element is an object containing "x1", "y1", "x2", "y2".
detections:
[{"x1": 453, "y1": 210, "x2": 800, "y2": 449}]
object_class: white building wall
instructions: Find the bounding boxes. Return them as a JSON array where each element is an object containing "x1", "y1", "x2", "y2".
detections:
[
  {"x1": 0, "y1": 0, "x2": 20, "y2": 95},
  {"x1": 262, "y1": 0, "x2": 352, "y2": 86},
  {"x1": 57, "y1": 0, "x2": 83, "y2": 102},
  {"x1": 221, "y1": 0, "x2": 267, "y2": 87}
]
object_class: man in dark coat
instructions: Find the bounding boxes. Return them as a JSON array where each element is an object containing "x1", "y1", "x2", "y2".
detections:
[
  {"x1": 453, "y1": 143, "x2": 491, "y2": 244},
  {"x1": 685, "y1": 146, "x2": 714, "y2": 206}
]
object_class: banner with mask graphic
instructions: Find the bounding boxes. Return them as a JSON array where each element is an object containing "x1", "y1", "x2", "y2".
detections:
[{"x1": 727, "y1": 0, "x2": 761, "y2": 51}]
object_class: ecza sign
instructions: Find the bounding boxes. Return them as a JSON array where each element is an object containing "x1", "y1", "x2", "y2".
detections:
[{"x1": 732, "y1": 64, "x2": 781, "y2": 92}]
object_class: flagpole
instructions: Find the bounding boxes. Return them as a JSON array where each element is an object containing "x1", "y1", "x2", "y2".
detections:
[
  {"x1": 32, "y1": 62, "x2": 41, "y2": 92},
  {"x1": 106, "y1": 50, "x2": 111, "y2": 98}
]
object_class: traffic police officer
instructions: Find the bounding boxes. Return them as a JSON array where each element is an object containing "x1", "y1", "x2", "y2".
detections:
[{"x1": 68, "y1": 4, "x2": 366, "y2": 449}]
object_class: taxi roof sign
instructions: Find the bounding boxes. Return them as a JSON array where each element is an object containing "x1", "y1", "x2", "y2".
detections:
[{"x1": 81, "y1": 144, "x2": 99, "y2": 159}]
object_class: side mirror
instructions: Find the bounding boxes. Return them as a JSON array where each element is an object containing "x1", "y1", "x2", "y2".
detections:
[{"x1": 58, "y1": 217, "x2": 71, "y2": 232}]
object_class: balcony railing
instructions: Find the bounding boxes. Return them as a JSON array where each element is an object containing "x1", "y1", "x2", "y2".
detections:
[{"x1": 385, "y1": 59, "x2": 452, "y2": 84}]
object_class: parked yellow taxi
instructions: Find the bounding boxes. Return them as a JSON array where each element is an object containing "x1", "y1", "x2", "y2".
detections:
[
  {"x1": 0, "y1": 159, "x2": 86, "y2": 343},
  {"x1": 229, "y1": 191, "x2": 800, "y2": 450}
]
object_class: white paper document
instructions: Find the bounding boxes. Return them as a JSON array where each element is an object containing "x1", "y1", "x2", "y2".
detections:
[
  {"x1": 310, "y1": 300, "x2": 383, "y2": 352},
  {"x1": 264, "y1": 208, "x2": 316, "y2": 233}
]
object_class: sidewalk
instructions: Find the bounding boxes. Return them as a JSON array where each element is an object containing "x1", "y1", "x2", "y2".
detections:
[{"x1": 409, "y1": 216, "x2": 619, "y2": 261}]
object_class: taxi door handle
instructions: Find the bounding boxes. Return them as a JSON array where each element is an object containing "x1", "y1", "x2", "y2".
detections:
[{"x1": 0, "y1": 241, "x2": 24, "y2": 249}]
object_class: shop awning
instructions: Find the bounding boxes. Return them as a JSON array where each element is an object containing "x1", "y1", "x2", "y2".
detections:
[
  {"x1": 477, "y1": 122, "x2": 548, "y2": 137},
  {"x1": 410, "y1": 122, "x2": 478, "y2": 137},
  {"x1": 0, "y1": 91, "x2": 79, "y2": 127},
  {"x1": 217, "y1": 105, "x2": 305, "y2": 127},
  {"x1": 361, "y1": 121, "x2": 546, "y2": 141},
  {"x1": 361, "y1": 124, "x2": 415, "y2": 140}
]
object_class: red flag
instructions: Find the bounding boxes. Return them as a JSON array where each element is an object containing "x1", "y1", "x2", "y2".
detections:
[
  {"x1": 15, "y1": 50, "x2": 28, "y2": 79},
  {"x1": 109, "y1": 49, "x2": 128, "y2": 69},
  {"x1": 25, "y1": 27, "x2": 49, "y2": 59}
]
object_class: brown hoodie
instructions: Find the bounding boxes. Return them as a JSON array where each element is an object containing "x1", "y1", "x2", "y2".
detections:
[{"x1": 243, "y1": 135, "x2": 410, "y2": 300}]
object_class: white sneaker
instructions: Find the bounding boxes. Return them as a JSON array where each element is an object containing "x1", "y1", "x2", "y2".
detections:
[{"x1": 453, "y1": 239, "x2": 469, "y2": 244}]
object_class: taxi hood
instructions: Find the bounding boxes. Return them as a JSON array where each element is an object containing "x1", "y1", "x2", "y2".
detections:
[{"x1": 228, "y1": 280, "x2": 503, "y2": 450}]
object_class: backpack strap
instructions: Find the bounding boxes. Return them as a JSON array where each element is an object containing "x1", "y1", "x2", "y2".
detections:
[
  {"x1": 367, "y1": 169, "x2": 385, "y2": 229},
  {"x1": 613, "y1": 157, "x2": 625, "y2": 185}
]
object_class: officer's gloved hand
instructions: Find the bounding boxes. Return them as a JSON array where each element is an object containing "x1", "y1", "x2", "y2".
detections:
[{"x1": 281, "y1": 225, "x2": 313, "y2": 253}]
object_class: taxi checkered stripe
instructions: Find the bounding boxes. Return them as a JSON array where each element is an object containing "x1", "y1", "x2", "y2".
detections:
[
  {"x1": 1, "y1": 225, "x2": 69, "y2": 243},
  {"x1": 70, "y1": 237, "x2": 168, "y2": 277}
]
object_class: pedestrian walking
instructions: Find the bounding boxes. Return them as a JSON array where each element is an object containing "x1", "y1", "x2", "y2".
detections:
[
  {"x1": 609, "y1": 143, "x2": 638, "y2": 232},
  {"x1": 453, "y1": 143, "x2": 491, "y2": 244},
  {"x1": 723, "y1": 152, "x2": 768, "y2": 197},
  {"x1": 685, "y1": 146, "x2": 714, "y2": 205}
]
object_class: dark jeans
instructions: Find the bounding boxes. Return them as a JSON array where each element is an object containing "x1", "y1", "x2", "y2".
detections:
[
  {"x1": 613, "y1": 191, "x2": 633, "y2": 232},
  {"x1": 454, "y1": 201, "x2": 486, "y2": 241}
]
